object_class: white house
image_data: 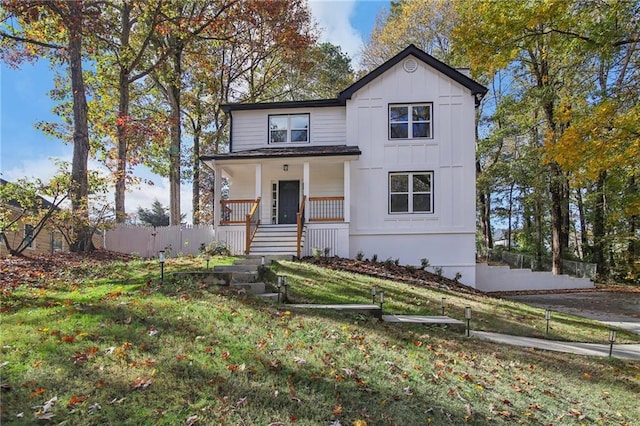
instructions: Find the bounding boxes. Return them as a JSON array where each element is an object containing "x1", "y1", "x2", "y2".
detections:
[{"x1": 201, "y1": 45, "x2": 487, "y2": 286}]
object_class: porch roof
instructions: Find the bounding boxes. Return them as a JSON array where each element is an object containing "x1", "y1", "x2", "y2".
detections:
[{"x1": 200, "y1": 145, "x2": 361, "y2": 161}]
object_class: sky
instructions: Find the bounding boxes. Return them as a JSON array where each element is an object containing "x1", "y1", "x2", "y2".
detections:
[{"x1": 0, "y1": 0, "x2": 389, "y2": 222}]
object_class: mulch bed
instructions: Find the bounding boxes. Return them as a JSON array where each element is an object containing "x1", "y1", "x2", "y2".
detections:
[
  {"x1": 300, "y1": 256, "x2": 486, "y2": 296},
  {"x1": 0, "y1": 250, "x2": 134, "y2": 290}
]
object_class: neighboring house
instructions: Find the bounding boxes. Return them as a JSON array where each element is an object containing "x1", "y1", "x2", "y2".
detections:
[
  {"x1": 201, "y1": 45, "x2": 487, "y2": 286},
  {"x1": 0, "y1": 178, "x2": 69, "y2": 256},
  {"x1": 0, "y1": 178, "x2": 102, "y2": 256}
]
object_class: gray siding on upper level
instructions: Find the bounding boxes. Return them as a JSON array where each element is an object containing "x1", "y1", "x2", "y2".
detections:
[{"x1": 231, "y1": 106, "x2": 346, "y2": 152}]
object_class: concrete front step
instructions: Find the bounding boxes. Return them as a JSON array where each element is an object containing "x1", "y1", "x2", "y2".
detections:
[
  {"x1": 233, "y1": 282, "x2": 266, "y2": 294},
  {"x1": 257, "y1": 292, "x2": 281, "y2": 301},
  {"x1": 213, "y1": 264, "x2": 259, "y2": 273}
]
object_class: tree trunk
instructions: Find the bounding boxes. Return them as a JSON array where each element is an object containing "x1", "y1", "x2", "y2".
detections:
[
  {"x1": 592, "y1": 170, "x2": 607, "y2": 275},
  {"x1": 68, "y1": 4, "x2": 92, "y2": 252},
  {"x1": 115, "y1": 3, "x2": 132, "y2": 223},
  {"x1": 627, "y1": 175, "x2": 637, "y2": 270},
  {"x1": 476, "y1": 159, "x2": 492, "y2": 254},
  {"x1": 535, "y1": 193, "x2": 543, "y2": 270},
  {"x1": 549, "y1": 162, "x2": 564, "y2": 274},
  {"x1": 192, "y1": 124, "x2": 201, "y2": 225},
  {"x1": 168, "y1": 44, "x2": 183, "y2": 226},
  {"x1": 576, "y1": 187, "x2": 588, "y2": 260}
]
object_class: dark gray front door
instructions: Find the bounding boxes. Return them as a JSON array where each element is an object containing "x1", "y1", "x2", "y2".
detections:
[{"x1": 278, "y1": 180, "x2": 299, "y2": 224}]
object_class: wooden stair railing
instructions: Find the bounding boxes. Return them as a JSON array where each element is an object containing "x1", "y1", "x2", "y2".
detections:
[
  {"x1": 296, "y1": 195, "x2": 307, "y2": 258},
  {"x1": 244, "y1": 197, "x2": 261, "y2": 254}
]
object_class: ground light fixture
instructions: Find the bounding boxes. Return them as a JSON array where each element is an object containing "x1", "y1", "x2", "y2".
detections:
[
  {"x1": 276, "y1": 275, "x2": 283, "y2": 304},
  {"x1": 371, "y1": 286, "x2": 377, "y2": 304},
  {"x1": 609, "y1": 329, "x2": 617, "y2": 357},
  {"x1": 545, "y1": 309, "x2": 552, "y2": 335},
  {"x1": 158, "y1": 250, "x2": 165, "y2": 285},
  {"x1": 282, "y1": 275, "x2": 289, "y2": 301},
  {"x1": 441, "y1": 298, "x2": 446, "y2": 315},
  {"x1": 464, "y1": 307, "x2": 472, "y2": 337},
  {"x1": 378, "y1": 291, "x2": 385, "y2": 311},
  {"x1": 261, "y1": 256, "x2": 265, "y2": 266},
  {"x1": 206, "y1": 255, "x2": 211, "y2": 270}
]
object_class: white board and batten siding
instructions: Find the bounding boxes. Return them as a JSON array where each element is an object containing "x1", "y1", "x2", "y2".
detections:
[
  {"x1": 346, "y1": 55, "x2": 477, "y2": 285},
  {"x1": 104, "y1": 224, "x2": 215, "y2": 258},
  {"x1": 231, "y1": 106, "x2": 347, "y2": 152}
]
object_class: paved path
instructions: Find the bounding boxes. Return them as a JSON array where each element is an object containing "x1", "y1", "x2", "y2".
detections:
[
  {"x1": 382, "y1": 315, "x2": 463, "y2": 325},
  {"x1": 505, "y1": 292, "x2": 640, "y2": 335},
  {"x1": 471, "y1": 331, "x2": 640, "y2": 360}
]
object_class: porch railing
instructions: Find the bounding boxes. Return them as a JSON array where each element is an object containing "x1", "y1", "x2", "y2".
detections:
[
  {"x1": 308, "y1": 196, "x2": 344, "y2": 222},
  {"x1": 244, "y1": 197, "x2": 261, "y2": 254},
  {"x1": 220, "y1": 199, "x2": 257, "y2": 224},
  {"x1": 296, "y1": 195, "x2": 307, "y2": 258}
]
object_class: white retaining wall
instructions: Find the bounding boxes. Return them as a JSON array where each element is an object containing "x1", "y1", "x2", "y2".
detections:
[
  {"x1": 104, "y1": 224, "x2": 215, "y2": 258},
  {"x1": 476, "y1": 263, "x2": 594, "y2": 292}
]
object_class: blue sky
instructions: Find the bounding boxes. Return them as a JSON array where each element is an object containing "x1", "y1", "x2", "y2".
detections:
[{"x1": 0, "y1": 0, "x2": 389, "y2": 220}]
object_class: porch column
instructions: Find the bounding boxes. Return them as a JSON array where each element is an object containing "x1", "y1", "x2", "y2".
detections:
[
  {"x1": 213, "y1": 164, "x2": 222, "y2": 232},
  {"x1": 303, "y1": 162, "x2": 310, "y2": 221},
  {"x1": 343, "y1": 160, "x2": 351, "y2": 222},
  {"x1": 255, "y1": 163, "x2": 262, "y2": 198}
]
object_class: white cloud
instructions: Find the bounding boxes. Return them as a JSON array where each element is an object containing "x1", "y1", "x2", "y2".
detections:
[
  {"x1": 308, "y1": 0, "x2": 363, "y2": 63},
  {"x1": 1, "y1": 157, "x2": 193, "y2": 223}
]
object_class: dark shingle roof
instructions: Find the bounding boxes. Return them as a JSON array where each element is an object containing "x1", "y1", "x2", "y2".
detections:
[{"x1": 201, "y1": 145, "x2": 361, "y2": 161}]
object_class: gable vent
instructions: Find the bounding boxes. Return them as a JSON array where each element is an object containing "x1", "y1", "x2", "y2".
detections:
[{"x1": 403, "y1": 58, "x2": 418, "y2": 73}]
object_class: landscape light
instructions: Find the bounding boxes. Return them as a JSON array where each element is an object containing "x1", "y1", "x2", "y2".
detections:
[
  {"x1": 378, "y1": 291, "x2": 384, "y2": 309},
  {"x1": 464, "y1": 307, "x2": 472, "y2": 337},
  {"x1": 545, "y1": 310, "x2": 552, "y2": 335},
  {"x1": 441, "y1": 298, "x2": 446, "y2": 316},
  {"x1": 371, "y1": 286, "x2": 377, "y2": 304},
  {"x1": 261, "y1": 256, "x2": 265, "y2": 266},
  {"x1": 609, "y1": 329, "x2": 617, "y2": 357},
  {"x1": 158, "y1": 250, "x2": 165, "y2": 285},
  {"x1": 277, "y1": 275, "x2": 283, "y2": 304},
  {"x1": 282, "y1": 276, "x2": 289, "y2": 301}
]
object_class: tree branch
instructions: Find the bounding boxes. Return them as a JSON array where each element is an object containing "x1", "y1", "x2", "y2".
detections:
[{"x1": 0, "y1": 31, "x2": 62, "y2": 50}]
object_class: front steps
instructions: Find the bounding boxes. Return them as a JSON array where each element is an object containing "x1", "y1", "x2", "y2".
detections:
[{"x1": 248, "y1": 225, "x2": 304, "y2": 257}]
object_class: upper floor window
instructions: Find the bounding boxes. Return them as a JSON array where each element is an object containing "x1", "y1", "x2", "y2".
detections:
[
  {"x1": 389, "y1": 103, "x2": 432, "y2": 139},
  {"x1": 269, "y1": 114, "x2": 309, "y2": 144},
  {"x1": 389, "y1": 172, "x2": 433, "y2": 214}
]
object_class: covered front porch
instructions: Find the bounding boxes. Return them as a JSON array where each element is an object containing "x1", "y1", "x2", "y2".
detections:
[{"x1": 201, "y1": 146, "x2": 360, "y2": 257}]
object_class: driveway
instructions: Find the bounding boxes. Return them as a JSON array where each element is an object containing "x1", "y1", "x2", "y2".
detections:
[{"x1": 505, "y1": 291, "x2": 640, "y2": 334}]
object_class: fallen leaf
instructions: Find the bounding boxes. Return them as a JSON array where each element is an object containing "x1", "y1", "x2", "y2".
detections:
[
  {"x1": 332, "y1": 404, "x2": 343, "y2": 417},
  {"x1": 131, "y1": 377, "x2": 152, "y2": 390},
  {"x1": 67, "y1": 395, "x2": 87, "y2": 408},
  {"x1": 186, "y1": 415, "x2": 198, "y2": 426}
]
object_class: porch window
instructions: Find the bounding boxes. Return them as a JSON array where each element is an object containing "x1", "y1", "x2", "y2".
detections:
[
  {"x1": 269, "y1": 114, "x2": 309, "y2": 143},
  {"x1": 389, "y1": 103, "x2": 432, "y2": 139},
  {"x1": 389, "y1": 172, "x2": 433, "y2": 214}
]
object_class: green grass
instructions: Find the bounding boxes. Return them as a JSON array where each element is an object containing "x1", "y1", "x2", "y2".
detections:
[{"x1": 1, "y1": 256, "x2": 639, "y2": 425}]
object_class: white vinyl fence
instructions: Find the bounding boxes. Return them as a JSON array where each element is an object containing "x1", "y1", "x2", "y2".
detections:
[{"x1": 104, "y1": 224, "x2": 215, "y2": 258}]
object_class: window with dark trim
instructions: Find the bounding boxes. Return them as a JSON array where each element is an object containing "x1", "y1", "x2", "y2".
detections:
[
  {"x1": 389, "y1": 172, "x2": 433, "y2": 214},
  {"x1": 389, "y1": 103, "x2": 432, "y2": 139},
  {"x1": 269, "y1": 114, "x2": 309, "y2": 143}
]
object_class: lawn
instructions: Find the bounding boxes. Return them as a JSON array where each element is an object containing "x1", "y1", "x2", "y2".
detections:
[{"x1": 1, "y1": 253, "x2": 639, "y2": 425}]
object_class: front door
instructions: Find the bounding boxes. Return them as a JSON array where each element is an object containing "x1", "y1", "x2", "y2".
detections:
[{"x1": 278, "y1": 180, "x2": 299, "y2": 224}]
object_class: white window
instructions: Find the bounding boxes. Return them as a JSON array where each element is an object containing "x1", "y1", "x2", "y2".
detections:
[
  {"x1": 389, "y1": 104, "x2": 432, "y2": 139},
  {"x1": 24, "y1": 224, "x2": 35, "y2": 249},
  {"x1": 389, "y1": 172, "x2": 433, "y2": 214},
  {"x1": 269, "y1": 114, "x2": 309, "y2": 143}
]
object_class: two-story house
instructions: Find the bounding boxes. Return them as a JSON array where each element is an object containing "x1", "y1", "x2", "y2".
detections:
[{"x1": 201, "y1": 45, "x2": 487, "y2": 286}]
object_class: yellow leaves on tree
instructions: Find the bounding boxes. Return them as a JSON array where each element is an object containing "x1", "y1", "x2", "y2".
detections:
[{"x1": 552, "y1": 101, "x2": 640, "y2": 187}]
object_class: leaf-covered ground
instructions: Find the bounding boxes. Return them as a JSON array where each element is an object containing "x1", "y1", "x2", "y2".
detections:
[{"x1": 1, "y1": 252, "x2": 639, "y2": 425}]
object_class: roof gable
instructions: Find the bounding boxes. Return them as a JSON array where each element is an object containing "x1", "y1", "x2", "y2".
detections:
[
  {"x1": 338, "y1": 44, "x2": 487, "y2": 103},
  {"x1": 221, "y1": 45, "x2": 487, "y2": 113}
]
